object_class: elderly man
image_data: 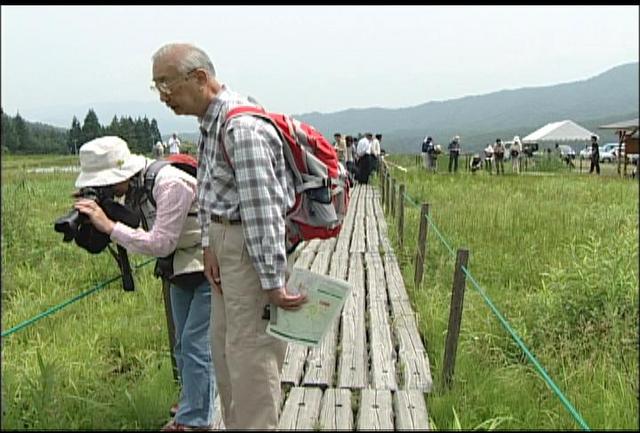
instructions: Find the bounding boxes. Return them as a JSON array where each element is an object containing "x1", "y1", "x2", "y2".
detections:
[{"x1": 150, "y1": 42, "x2": 307, "y2": 430}]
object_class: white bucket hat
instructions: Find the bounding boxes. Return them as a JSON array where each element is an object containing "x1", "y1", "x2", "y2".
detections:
[{"x1": 75, "y1": 136, "x2": 147, "y2": 188}]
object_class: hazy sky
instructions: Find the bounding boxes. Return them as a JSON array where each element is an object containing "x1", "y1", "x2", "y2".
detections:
[{"x1": 2, "y1": 5, "x2": 639, "y2": 116}]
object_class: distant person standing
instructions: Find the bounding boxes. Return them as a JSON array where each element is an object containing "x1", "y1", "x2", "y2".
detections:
[
  {"x1": 589, "y1": 135, "x2": 600, "y2": 175},
  {"x1": 356, "y1": 132, "x2": 374, "y2": 184},
  {"x1": 493, "y1": 138, "x2": 505, "y2": 175},
  {"x1": 448, "y1": 135, "x2": 461, "y2": 173},
  {"x1": 153, "y1": 140, "x2": 165, "y2": 158},
  {"x1": 510, "y1": 136, "x2": 522, "y2": 174},
  {"x1": 333, "y1": 133, "x2": 347, "y2": 166},
  {"x1": 168, "y1": 132, "x2": 181, "y2": 155},
  {"x1": 371, "y1": 134, "x2": 382, "y2": 173},
  {"x1": 483, "y1": 144, "x2": 494, "y2": 174},
  {"x1": 422, "y1": 136, "x2": 437, "y2": 172}
]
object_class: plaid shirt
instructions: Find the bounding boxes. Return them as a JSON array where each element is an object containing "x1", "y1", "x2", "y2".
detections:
[{"x1": 197, "y1": 86, "x2": 295, "y2": 290}]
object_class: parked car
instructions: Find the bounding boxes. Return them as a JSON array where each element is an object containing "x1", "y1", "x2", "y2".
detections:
[
  {"x1": 579, "y1": 146, "x2": 592, "y2": 159},
  {"x1": 599, "y1": 144, "x2": 617, "y2": 163}
]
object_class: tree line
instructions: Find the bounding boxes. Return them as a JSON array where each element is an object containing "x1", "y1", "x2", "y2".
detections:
[{"x1": 1, "y1": 107, "x2": 162, "y2": 155}]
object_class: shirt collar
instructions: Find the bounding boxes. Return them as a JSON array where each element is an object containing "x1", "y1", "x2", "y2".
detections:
[{"x1": 199, "y1": 84, "x2": 229, "y2": 136}]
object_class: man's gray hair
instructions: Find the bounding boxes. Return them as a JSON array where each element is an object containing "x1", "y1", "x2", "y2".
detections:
[{"x1": 153, "y1": 43, "x2": 216, "y2": 77}]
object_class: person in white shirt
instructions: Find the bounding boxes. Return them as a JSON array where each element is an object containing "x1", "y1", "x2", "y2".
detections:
[
  {"x1": 153, "y1": 140, "x2": 165, "y2": 157},
  {"x1": 356, "y1": 133, "x2": 374, "y2": 184},
  {"x1": 510, "y1": 136, "x2": 522, "y2": 174},
  {"x1": 371, "y1": 133, "x2": 382, "y2": 173},
  {"x1": 168, "y1": 132, "x2": 181, "y2": 154}
]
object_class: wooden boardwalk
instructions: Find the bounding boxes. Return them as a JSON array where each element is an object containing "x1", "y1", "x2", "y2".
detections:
[{"x1": 214, "y1": 184, "x2": 432, "y2": 430}]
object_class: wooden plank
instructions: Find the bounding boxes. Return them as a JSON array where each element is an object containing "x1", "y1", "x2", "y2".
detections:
[
  {"x1": 281, "y1": 344, "x2": 309, "y2": 386},
  {"x1": 372, "y1": 194, "x2": 393, "y2": 255},
  {"x1": 278, "y1": 387, "x2": 323, "y2": 430},
  {"x1": 335, "y1": 185, "x2": 360, "y2": 253},
  {"x1": 357, "y1": 389, "x2": 394, "y2": 430},
  {"x1": 365, "y1": 189, "x2": 380, "y2": 253},
  {"x1": 394, "y1": 390, "x2": 430, "y2": 430},
  {"x1": 384, "y1": 254, "x2": 410, "y2": 302},
  {"x1": 369, "y1": 300, "x2": 398, "y2": 391},
  {"x1": 318, "y1": 388, "x2": 353, "y2": 431},
  {"x1": 211, "y1": 394, "x2": 225, "y2": 430},
  {"x1": 394, "y1": 314, "x2": 433, "y2": 392},
  {"x1": 338, "y1": 254, "x2": 368, "y2": 389},
  {"x1": 365, "y1": 253, "x2": 387, "y2": 304},
  {"x1": 350, "y1": 186, "x2": 367, "y2": 253},
  {"x1": 302, "y1": 316, "x2": 339, "y2": 388}
]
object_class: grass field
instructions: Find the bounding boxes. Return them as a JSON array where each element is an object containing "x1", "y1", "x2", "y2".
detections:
[
  {"x1": 381, "y1": 154, "x2": 638, "y2": 429},
  {"x1": 1, "y1": 154, "x2": 638, "y2": 430}
]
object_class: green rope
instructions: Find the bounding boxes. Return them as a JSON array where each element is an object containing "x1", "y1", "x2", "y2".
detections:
[
  {"x1": 424, "y1": 212, "x2": 456, "y2": 257},
  {"x1": 403, "y1": 190, "x2": 420, "y2": 208},
  {"x1": 394, "y1": 184, "x2": 591, "y2": 430},
  {"x1": 461, "y1": 265, "x2": 591, "y2": 431},
  {"x1": 1, "y1": 258, "x2": 155, "y2": 338}
]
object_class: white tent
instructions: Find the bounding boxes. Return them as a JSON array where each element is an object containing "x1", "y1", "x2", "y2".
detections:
[{"x1": 522, "y1": 120, "x2": 597, "y2": 143}]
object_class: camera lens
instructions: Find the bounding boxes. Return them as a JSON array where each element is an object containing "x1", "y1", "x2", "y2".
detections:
[{"x1": 54, "y1": 209, "x2": 86, "y2": 241}]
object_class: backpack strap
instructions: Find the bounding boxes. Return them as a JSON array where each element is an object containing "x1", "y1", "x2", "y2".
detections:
[
  {"x1": 221, "y1": 106, "x2": 306, "y2": 188},
  {"x1": 143, "y1": 160, "x2": 170, "y2": 208}
]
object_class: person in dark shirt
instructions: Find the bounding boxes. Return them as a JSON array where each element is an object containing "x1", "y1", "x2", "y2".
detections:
[{"x1": 589, "y1": 135, "x2": 600, "y2": 175}]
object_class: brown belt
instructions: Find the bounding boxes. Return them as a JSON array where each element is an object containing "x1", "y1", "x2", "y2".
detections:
[{"x1": 211, "y1": 214, "x2": 241, "y2": 225}]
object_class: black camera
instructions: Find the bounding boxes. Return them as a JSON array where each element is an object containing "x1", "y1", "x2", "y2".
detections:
[
  {"x1": 54, "y1": 186, "x2": 141, "y2": 292},
  {"x1": 54, "y1": 186, "x2": 115, "y2": 243}
]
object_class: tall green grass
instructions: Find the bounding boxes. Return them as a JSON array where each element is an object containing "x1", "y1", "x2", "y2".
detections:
[
  {"x1": 2, "y1": 156, "x2": 177, "y2": 430},
  {"x1": 382, "y1": 155, "x2": 638, "y2": 429}
]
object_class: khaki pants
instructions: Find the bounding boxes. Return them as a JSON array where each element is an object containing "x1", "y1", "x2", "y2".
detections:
[{"x1": 209, "y1": 222, "x2": 289, "y2": 430}]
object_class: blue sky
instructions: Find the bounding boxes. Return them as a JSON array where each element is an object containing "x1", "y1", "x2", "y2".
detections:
[{"x1": 2, "y1": 5, "x2": 638, "y2": 118}]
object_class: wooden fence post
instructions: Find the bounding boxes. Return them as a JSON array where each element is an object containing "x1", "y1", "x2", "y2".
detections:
[
  {"x1": 413, "y1": 203, "x2": 430, "y2": 288},
  {"x1": 442, "y1": 248, "x2": 469, "y2": 390},
  {"x1": 398, "y1": 184, "x2": 406, "y2": 251},
  {"x1": 390, "y1": 178, "x2": 396, "y2": 219},
  {"x1": 385, "y1": 173, "x2": 391, "y2": 214},
  {"x1": 162, "y1": 278, "x2": 179, "y2": 383},
  {"x1": 380, "y1": 160, "x2": 387, "y2": 203}
]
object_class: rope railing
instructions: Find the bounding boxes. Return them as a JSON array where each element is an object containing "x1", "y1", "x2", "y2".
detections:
[
  {"x1": 1, "y1": 258, "x2": 155, "y2": 338},
  {"x1": 385, "y1": 165, "x2": 590, "y2": 431}
]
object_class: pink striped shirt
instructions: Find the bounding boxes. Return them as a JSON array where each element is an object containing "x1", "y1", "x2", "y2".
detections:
[{"x1": 110, "y1": 175, "x2": 196, "y2": 257}]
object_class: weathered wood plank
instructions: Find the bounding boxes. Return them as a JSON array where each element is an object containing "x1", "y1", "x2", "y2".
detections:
[
  {"x1": 318, "y1": 388, "x2": 353, "y2": 431},
  {"x1": 372, "y1": 193, "x2": 393, "y2": 255},
  {"x1": 393, "y1": 390, "x2": 430, "y2": 430},
  {"x1": 281, "y1": 344, "x2": 309, "y2": 386},
  {"x1": 365, "y1": 253, "x2": 387, "y2": 304},
  {"x1": 369, "y1": 299, "x2": 398, "y2": 391},
  {"x1": 338, "y1": 254, "x2": 367, "y2": 389},
  {"x1": 350, "y1": 187, "x2": 367, "y2": 253},
  {"x1": 278, "y1": 387, "x2": 323, "y2": 430},
  {"x1": 357, "y1": 389, "x2": 393, "y2": 430},
  {"x1": 365, "y1": 189, "x2": 380, "y2": 253},
  {"x1": 335, "y1": 185, "x2": 360, "y2": 253},
  {"x1": 384, "y1": 254, "x2": 410, "y2": 303},
  {"x1": 211, "y1": 394, "x2": 225, "y2": 430},
  {"x1": 394, "y1": 314, "x2": 433, "y2": 392}
]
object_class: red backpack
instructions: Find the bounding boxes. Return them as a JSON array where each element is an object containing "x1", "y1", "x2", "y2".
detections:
[{"x1": 222, "y1": 106, "x2": 350, "y2": 251}]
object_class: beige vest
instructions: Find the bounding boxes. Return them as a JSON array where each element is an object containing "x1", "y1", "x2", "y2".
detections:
[{"x1": 138, "y1": 162, "x2": 204, "y2": 277}]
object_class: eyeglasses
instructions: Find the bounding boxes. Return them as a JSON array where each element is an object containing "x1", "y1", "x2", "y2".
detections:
[{"x1": 150, "y1": 69, "x2": 197, "y2": 95}]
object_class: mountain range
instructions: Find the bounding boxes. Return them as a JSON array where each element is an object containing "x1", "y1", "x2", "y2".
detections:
[{"x1": 10, "y1": 62, "x2": 639, "y2": 153}]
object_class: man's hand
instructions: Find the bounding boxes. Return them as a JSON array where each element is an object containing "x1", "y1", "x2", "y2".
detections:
[
  {"x1": 74, "y1": 199, "x2": 115, "y2": 234},
  {"x1": 203, "y1": 247, "x2": 222, "y2": 294},
  {"x1": 267, "y1": 286, "x2": 308, "y2": 311}
]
